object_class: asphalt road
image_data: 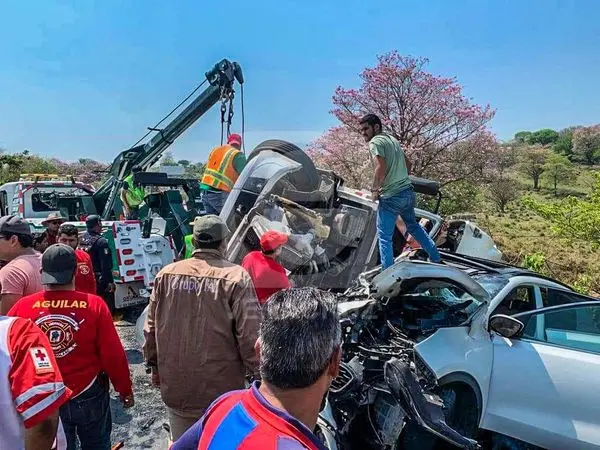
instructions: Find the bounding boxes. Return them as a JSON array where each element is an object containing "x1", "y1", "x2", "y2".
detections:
[{"x1": 111, "y1": 308, "x2": 169, "y2": 450}]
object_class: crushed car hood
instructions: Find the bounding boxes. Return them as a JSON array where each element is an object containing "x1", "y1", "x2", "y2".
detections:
[{"x1": 369, "y1": 260, "x2": 491, "y2": 304}]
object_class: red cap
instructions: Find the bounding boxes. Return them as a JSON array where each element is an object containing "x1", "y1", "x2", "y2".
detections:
[
  {"x1": 260, "y1": 230, "x2": 288, "y2": 252},
  {"x1": 227, "y1": 133, "x2": 242, "y2": 146}
]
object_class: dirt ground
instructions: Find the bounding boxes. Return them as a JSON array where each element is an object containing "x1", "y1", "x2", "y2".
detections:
[{"x1": 111, "y1": 308, "x2": 169, "y2": 450}]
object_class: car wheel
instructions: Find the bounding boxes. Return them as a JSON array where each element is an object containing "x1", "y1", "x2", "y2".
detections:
[
  {"x1": 398, "y1": 382, "x2": 479, "y2": 450},
  {"x1": 248, "y1": 139, "x2": 321, "y2": 192},
  {"x1": 439, "y1": 383, "x2": 480, "y2": 443}
]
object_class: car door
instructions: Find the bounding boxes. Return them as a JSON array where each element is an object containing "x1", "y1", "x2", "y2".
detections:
[{"x1": 482, "y1": 301, "x2": 600, "y2": 449}]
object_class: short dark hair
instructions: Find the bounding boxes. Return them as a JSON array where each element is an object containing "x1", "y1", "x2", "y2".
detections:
[
  {"x1": 259, "y1": 288, "x2": 341, "y2": 389},
  {"x1": 262, "y1": 248, "x2": 276, "y2": 256},
  {"x1": 6, "y1": 233, "x2": 33, "y2": 248},
  {"x1": 58, "y1": 223, "x2": 79, "y2": 237},
  {"x1": 192, "y1": 236, "x2": 223, "y2": 251},
  {"x1": 359, "y1": 113, "x2": 382, "y2": 130}
]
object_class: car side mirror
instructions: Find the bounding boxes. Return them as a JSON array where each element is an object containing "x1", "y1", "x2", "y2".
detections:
[{"x1": 489, "y1": 314, "x2": 524, "y2": 338}]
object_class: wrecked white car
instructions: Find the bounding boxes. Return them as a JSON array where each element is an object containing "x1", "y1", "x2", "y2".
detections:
[
  {"x1": 221, "y1": 140, "x2": 501, "y2": 291},
  {"x1": 336, "y1": 252, "x2": 600, "y2": 449}
]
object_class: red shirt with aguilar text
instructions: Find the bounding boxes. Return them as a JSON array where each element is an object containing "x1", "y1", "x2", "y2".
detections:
[
  {"x1": 8, "y1": 290, "x2": 132, "y2": 398},
  {"x1": 241, "y1": 251, "x2": 291, "y2": 304},
  {"x1": 74, "y1": 249, "x2": 97, "y2": 294}
]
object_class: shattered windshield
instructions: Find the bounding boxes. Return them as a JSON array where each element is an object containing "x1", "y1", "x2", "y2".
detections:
[{"x1": 471, "y1": 273, "x2": 510, "y2": 298}]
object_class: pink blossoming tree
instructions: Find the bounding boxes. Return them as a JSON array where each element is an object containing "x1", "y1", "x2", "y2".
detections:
[{"x1": 307, "y1": 52, "x2": 497, "y2": 188}]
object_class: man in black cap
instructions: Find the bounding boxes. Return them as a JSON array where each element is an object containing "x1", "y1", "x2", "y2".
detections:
[
  {"x1": 144, "y1": 214, "x2": 260, "y2": 443},
  {"x1": 0, "y1": 215, "x2": 43, "y2": 314},
  {"x1": 79, "y1": 215, "x2": 115, "y2": 312},
  {"x1": 8, "y1": 244, "x2": 134, "y2": 449}
]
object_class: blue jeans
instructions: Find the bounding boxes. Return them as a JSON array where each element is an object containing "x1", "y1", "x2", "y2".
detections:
[
  {"x1": 59, "y1": 375, "x2": 112, "y2": 450},
  {"x1": 202, "y1": 189, "x2": 228, "y2": 215},
  {"x1": 377, "y1": 187, "x2": 441, "y2": 268}
]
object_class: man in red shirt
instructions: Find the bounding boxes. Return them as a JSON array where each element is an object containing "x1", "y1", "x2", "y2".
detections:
[
  {"x1": 57, "y1": 223, "x2": 97, "y2": 295},
  {"x1": 0, "y1": 314, "x2": 71, "y2": 449},
  {"x1": 241, "y1": 230, "x2": 291, "y2": 305},
  {"x1": 8, "y1": 244, "x2": 134, "y2": 450}
]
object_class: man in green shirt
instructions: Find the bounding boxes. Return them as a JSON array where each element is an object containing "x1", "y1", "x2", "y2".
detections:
[{"x1": 360, "y1": 114, "x2": 441, "y2": 268}]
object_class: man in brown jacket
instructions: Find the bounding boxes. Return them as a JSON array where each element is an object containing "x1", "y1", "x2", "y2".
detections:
[{"x1": 143, "y1": 215, "x2": 260, "y2": 442}]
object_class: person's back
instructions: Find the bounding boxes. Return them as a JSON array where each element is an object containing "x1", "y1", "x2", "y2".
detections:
[
  {"x1": 171, "y1": 387, "x2": 325, "y2": 450},
  {"x1": 369, "y1": 133, "x2": 412, "y2": 198},
  {"x1": 144, "y1": 214, "x2": 260, "y2": 442},
  {"x1": 171, "y1": 287, "x2": 338, "y2": 450},
  {"x1": 9, "y1": 289, "x2": 131, "y2": 397},
  {"x1": 7, "y1": 244, "x2": 132, "y2": 449},
  {"x1": 147, "y1": 253, "x2": 259, "y2": 410}
]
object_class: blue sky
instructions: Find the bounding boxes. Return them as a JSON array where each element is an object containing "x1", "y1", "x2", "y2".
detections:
[{"x1": 1, "y1": 0, "x2": 599, "y2": 163}]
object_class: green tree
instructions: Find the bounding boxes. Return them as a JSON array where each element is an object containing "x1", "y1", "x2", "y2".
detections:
[
  {"x1": 528, "y1": 129, "x2": 559, "y2": 146},
  {"x1": 572, "y1": 125, "x2": 600, "y2": 165},
  {"x1": 519, "y1": 146, "x2": 551, "y2": 189},
  {"x1": 552, "y1": 127, "x2": 576, "y2": 156},
  {"x1": 184, "y1": 162, "x2": 206, "y2": 179},
  {"x1": 524, "y1": 173, "x2": 600, "y2": 247},
  {"x1": 542, "y1": 153, "x2": 576, "y2": 195},
  {"x1": 177, "y1": 160, "x2": 191, "y2": 167},
  {"x1": 514, "y1": 131, "x2": 532, "y2": 143}
]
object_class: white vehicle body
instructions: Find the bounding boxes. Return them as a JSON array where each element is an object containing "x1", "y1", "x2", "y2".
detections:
[{"x1": 366, "y1": 258, "x2": 600, "y2": 449}]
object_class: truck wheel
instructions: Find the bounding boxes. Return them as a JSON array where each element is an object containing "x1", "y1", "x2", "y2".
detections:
[{"x1": 248, "y1": 140, "x2": 320, "y2": 192}]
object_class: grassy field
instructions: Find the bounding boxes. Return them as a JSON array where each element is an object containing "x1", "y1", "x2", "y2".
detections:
[{"x1": 471, "y1": 166, "x2": 600, "y2": 295}]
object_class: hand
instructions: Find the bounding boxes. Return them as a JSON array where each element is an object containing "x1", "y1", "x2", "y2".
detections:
[
  {"x1": 371, "y1": 189, "x2": 381, "y2": 201},
  {"x1": 151, "y1": 371, "x2": 160, "y2": 388},
  {"x1": 120, "y1": 393, "x2": 135, "y2": 408},
  {"x1": 107, "y1": 283, "x2": 116, "y2": 293}
]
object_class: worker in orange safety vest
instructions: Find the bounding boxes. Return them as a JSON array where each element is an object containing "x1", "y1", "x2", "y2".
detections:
[{"x1": 200, "y1": 133, "x2": 247, "y2": 215}]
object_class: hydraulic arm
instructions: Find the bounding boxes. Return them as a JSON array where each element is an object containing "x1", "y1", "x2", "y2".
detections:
[{"x1": 93, "y1": 59, "x2": 244, "y2": 219}]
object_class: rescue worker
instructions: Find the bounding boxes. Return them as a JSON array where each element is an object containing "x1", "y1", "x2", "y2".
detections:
[
  {"x1": 172, "y1": 288, "x2": 339, "y2": 450},
  {"x1": 39, "y1": 212, "x2": 67, "y2": 250},
  {"x1": 0, "y1": 215, "x2": 43, "y2": 314},
  {"x1": 144, "y1": 214, "x2": 260, "y2": 443},
  {"x1": 0, "y1": 313, "x2": 70, "y2": 449},
  {"x1": 200, "y1": 133, "x2": 247, "y2": 215},
  {"x1": 120, "y1": 166, "x2": 145, "y2": 220},
  {"x1": 359, "y1": 113, "x2": 441, "y2": 268},
  {"x1": 57, "y1": 223, "x2": 97, "y2": 294},
  {"x1": 9, "y1": 244, "x2": 133, "y2": 449},
  {"x1": 242, "y1": 230, "x2": 291, "y2": 305},
  {"x1": 79, "y1": 215, "x2": 116, "y2": 312}
]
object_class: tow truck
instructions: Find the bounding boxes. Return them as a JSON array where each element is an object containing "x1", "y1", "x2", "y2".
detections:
[{"x1": 1, "y1": 58, "x2": 244, "y2": 308}]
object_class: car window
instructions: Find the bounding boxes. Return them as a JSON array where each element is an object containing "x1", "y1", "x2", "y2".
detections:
[
  {"x1": 521, "y1": 304, "x2": 600, "y2": 355},
  {"x1": 491, "y1": 285, "x2": 536, "y2": 317},
  {"x1": 540, "y1": 287, "x2": 584, "y2": 308}
]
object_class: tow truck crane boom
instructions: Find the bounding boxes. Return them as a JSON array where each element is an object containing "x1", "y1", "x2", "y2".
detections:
[{"x1": 93, "y1": 58, "x2": 244, "y2": 219}]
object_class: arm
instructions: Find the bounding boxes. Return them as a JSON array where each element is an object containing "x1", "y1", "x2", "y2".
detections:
[
  {"x1": 8, "y1": 318, "x2": 70, "y2": 447},
  {"x1": 0, "y1": 267, "x2": 27, "y2": 314},
  {"x1": 96, "y1": 299, "x2": 134, "y2": 403},
  {"x1": 24, "y1": 410, "x2": 59, "y2": 450},
  {"x1": 96, "y1": 240, "x2": 114, "y2": 288},
  {"x1": 231, "y1": 276, "x2": 261, "y2": 378},
  {"x1": 83, "y1": 253, "x2": 97, "y2": 294},
  {"x1": 143, "y1": 277, "x2": 160, "y2": 382},
  {"x1": 120, "y1": 189, "x2": 131, "y2": 213},
  {"x1": 232, "y1": 152, "x2": 247, "y2": 176},
  {"x1": 371, "y1": 155, "x2": 387, "y2": 199}
]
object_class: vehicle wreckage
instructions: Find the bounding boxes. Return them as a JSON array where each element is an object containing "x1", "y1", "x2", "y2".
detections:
[{"x1": 221, "y1": 139, "x2": 502, "y2": 291}]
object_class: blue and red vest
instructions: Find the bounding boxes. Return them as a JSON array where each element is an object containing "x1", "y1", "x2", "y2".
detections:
[{"x1": 171, "y1": 382, "x2": 327, "y2": 450}]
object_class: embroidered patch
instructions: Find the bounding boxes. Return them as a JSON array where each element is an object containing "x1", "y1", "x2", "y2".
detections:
[{"x1": 29, "y1": 347, "x2": 54, "y2": 374}]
